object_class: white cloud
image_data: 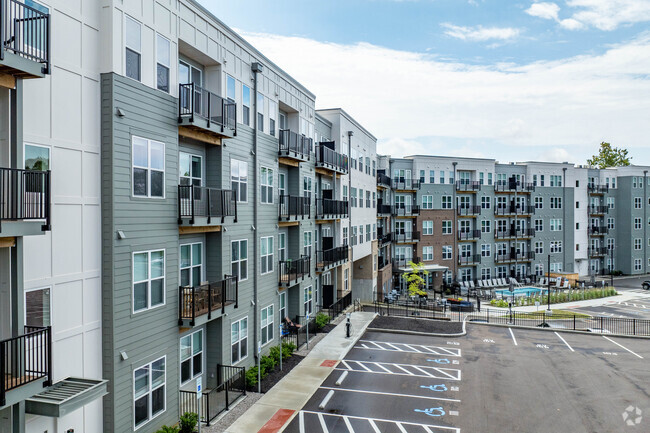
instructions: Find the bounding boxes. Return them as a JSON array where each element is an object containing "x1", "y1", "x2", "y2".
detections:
[
  {"x1": 526, "y1": 0, "x2": 650, "y2": 31},
  {"x1": 441, "y1": 23, "x2": 521, "y2": 42},
  {"x1": 241, "y1": 31, "x2": 650, "y2": 161},
  {"x1": 535, "y1": 147, "x2": 574, "y2": 163},
  {"x1": 559, "y1": 18, "x2": 585, "y2": 30},
  {"x1": 526, "y1": 2, "x2": 560, "y2": 20}
]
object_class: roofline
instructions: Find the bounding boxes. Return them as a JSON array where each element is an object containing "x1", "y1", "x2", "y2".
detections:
[
  {"x1": 317, "y1": 108, "x2": 377, "y2": 141},
  {"x1": 403, "y1": 154, "x2": 496, "y2": 162},
  {"x1": 187, "y1": 0, "x2": 316, "y2": 100},
  {"x1": 315, "y1": 112, "x2": 332, "y2": 127}
]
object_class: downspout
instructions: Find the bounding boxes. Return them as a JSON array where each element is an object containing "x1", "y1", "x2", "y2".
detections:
[
  {"x1": 251, "y1": 62, "x2": 262, "y2": 370},
  {"x1": 644, "y1": 170, "x2": 648, "y2": 276},
  {"x1": 452, "y1": 162, "x2": 457, "y2": 282},
  {"x1": 563, "y1": 167, "x2": 567, "y2": 271},
  {"x1": 347, "y1": 131, "x2": 353, "y2": 273}
]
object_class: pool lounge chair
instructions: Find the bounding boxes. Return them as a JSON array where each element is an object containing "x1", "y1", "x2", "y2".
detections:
[{"x1": 469, "y1": 280, "x2": 476, "y2": 289}]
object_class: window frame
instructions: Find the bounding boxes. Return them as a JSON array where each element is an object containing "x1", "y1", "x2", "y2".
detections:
[
  {"x1": 132, "y1": 249, "x2": 166, "y2": 314},
  {"x1": 260, "y1": 166, "x2": 274, "y2": 204},
  {"x1": 231, "y1": 239, "x2": 249, "y2": 282},
  {"x1": 423, "y1": 220, "x2": 433, "y2": 235},
  {"x1": 125, "y1": 15, "x2": 142, "y2": 82},
  {"x1": 423, "y1": 246, "x2": 433, "y2": 261},
  {"x1": 132, "y1": 136, "x2": 165, "y2": 199},
  {"x1": 231, "y1": 317, "x2": 248, "y2": 364},
  {"x1": 260, "y1": 236, "x2": 274, "y2": 275},
  {"x1": 180, "y1": 330, "x2": 203, "y2": 385},
  {"x1": 155, "y1": 33, "x2": 171, "y2": 93},
  {"x1": 261, "y1": 304, "x2": 275, "y2": 346},
  {"x1": 179, "y1": 242, "x2": 203, "y2": 288},
  {"x1": 133, "y1": 356, "x2": 166, "y2": 430},
  {"x1": 24, "y1": 286, "x2": 51, "y2": 328},
  {"x1": 231, "y1": 159, "x2": 248, "y2": 203}
]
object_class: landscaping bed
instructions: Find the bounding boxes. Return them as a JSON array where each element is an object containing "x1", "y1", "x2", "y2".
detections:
[
  {"x1": 489, "y1": 288, "x2": 617, "y2": 308},
  {"x1": 369, "y1": 315, "x2": 464, "y2": 334}
]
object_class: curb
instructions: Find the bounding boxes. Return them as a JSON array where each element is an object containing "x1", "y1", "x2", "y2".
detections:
[
  {"x1": 366, "y1": 315, "x2": 468, "y2": 337},
  {"x1": 467, "y1": 321, "x2": 650, "y2": 340}
]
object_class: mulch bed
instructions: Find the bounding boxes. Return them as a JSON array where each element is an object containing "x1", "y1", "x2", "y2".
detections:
[
  {"x1": 369, "y1": 315, "x2": 464, "y2": 334},
  {"x1": 255, "y1": 353, "x2": 305, "y2": 393}
]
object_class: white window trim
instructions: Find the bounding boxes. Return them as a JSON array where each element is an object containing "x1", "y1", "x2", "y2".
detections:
[
  {"x1": 260, "y1": 236, "x2": 274, "y2": 275},
  {"x1": 132, "y1": 249, "x2": 166, "y2": 314},
  {"x1": 260, "y1": 166, "x2": 274, "y2": 204},
  {"x1": 231, "y1": 316, "x2": 248, "y2": 364},
  {"x1": 179, "y1": 329, "x2": 203, "y2": 386},
  {"x1": 23, "y1": 142, "x2": 51, "y2": 171},
  {"x1": 179, "y1": 242, "x2": 203, "y2": 288},
  {"x1": 124, "y1": 15, "x2": 142, "y2": 82},
  {"x1": 231, "y1": 239, "x2": 249, "y2": 282},
  {"x1": 23, "y1": 286, "x2": 51, "y2": 327},
  {"x1": 261, "y1": 304, "x2": 275, "y2": 347},
  {"x1": 133, "y1": 356, "x2": 166, "y2": 430},
  {"x1": 132, "y1": 136, "x2": 166, "y2": 199},
  {"x1": 179, "y1": 152, "x2": 203, "y2": 186},
  {"x1": 231, "y1": 159, "x2": 248, "y2": 204},
  {"x1": 155, "y1": 33, "x2": 171, "y2": 93}
]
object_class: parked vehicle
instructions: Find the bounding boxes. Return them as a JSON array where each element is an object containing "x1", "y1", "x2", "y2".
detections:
[{"x1": 642, "y1": 281, "x2": 650, "y2": 290}]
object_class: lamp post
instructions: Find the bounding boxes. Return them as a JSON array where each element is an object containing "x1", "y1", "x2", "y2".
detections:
[
  {"x1": 547, "y1": 254, "x2": 551, "y2": 312},
  {"x1": 610, "y1": 246, "x2": 614, "y2": 287}
]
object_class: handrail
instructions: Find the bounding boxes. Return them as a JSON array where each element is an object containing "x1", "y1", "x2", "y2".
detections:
[
  {"x1": 392, "y1": 178, "x2": 421, "y2": 190},
  {"x1": 394, "y1": 231, "x2": 420, "y2": 243},
  {"x1": 279, "y1": 256, "x2": 311, "y2": 286},
  {"x1": 0, "y1": 0, "x2": 50, "y2": 73},
  {"x1": 316, "y1": 247, "x2": 348, "y2": 270},
  {"x1": 0, "y1": 167, "x2": 51, "y2": 232},
  {"x1": 457, "y1": 229, "x2": 481, "y2": 241},
  {"x1": 177, "y1": 185, "x2": 237, "y2": 224},
  {"x1": 457, "y1": 205, "x2": 481, "y2": 216},
  {"x1": 316, "y1": 144, "x2": 348, "y2": 173},
  {"x1": 178, "y1": 275, "x2": 238, "y2": 326},
  {"x1": 456, "y1": 180, "x2": 481, "y2": 191},
  {"x1": 315, "y1": 198, "x2": 348, "y2": 219},
  {"x1": 178, "y1": 83, "x2": 237, "y2": 134},
  {"x1": 278, "y1": 129, "x2": 312, "y2": 160},
  {"x1": 279, "y1": 195, "x2": 310, "y2": 220},
  {"x1": 392, "y1": 204, "x2": 420, "y2": 216}
]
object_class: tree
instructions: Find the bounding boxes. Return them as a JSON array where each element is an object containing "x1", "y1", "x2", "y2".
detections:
[
  {"x1": 402, "y1": 261, "x2": 429, "y2": 298},
  {"x1": 587, "y1": 142, "x2": 631, "y2": 168}
]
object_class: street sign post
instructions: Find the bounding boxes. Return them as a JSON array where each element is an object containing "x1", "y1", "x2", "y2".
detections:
[
  {"x1": 257, "y1": 341, "x2": 262, "y2": 393},
  {"x1": 196, "y1": 376, "x2": 202, "y2": 433},
  {"x1": 279, "y1": 324, "x2": 283, "y2": 371},
  {"x1": 306, "y1": 313, "x2": 310, "y2": 350}
]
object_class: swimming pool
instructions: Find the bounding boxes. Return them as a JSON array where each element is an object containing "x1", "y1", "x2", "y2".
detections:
[{"x1": 495, "y1": 287, "x2": 547, "y2": 297}]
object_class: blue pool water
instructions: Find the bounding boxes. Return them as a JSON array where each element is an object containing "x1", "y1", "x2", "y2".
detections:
[{"x1": 495, "y1": 287, "x2": 547, "y2": 297}]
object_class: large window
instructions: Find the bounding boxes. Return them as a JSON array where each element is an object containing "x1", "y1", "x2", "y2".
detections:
[
  {"x1": 260, "y1": 167, "x2": 274, "y2": 204},
  {"x1": 125, "y1": 16, "x2": 141, "y2": 81},
  {"x1": 261, "y1": 305, "x2": 274, "y2": 345},
  {"x1": 535, "y1": 219, "x2": 543, "y2": 232},
  {"x1": 634, "y1": 238, "x2": 642, "y2": 250},
  {"x1": 261, "y1": 236, "x2": 274, "y2": 275},
  {"x1": 179, "y1": 153, "x2": 201, "y2": 186},
  {"x1": 550, "y1": 241, "x2": 563, "y2": 253},
  {"x1": 180, "y1": 243, "x2": 202, "y2": 287},
  {"x1": 550, "y1": 197, "x2": 562, "y2": 209},
  {"x1": 269, "y1": 100, "x2": 277, "y2": 137},
  {"x1": 156, "y1": 34, "x2": 170, "y2": 92},
  {"x1": 242, "y1": 85, "x2": 251, "y2": 126},
  {"x1": 422, "y1": 196, "x2": 433, "y2": 209},
  {"x1": 442, "y1": 196, "x2": 452, "y2": 209},
  {"x1": 303, "y1": 231, "x2": 312, "y2": 256},
  {"x1": 180, "y1": 330, "x2": 202, "y2": 384},
  {"x1": 133, "y1": 250, "x2": 165, "y2": 313},
  {"x1": 24, "y1": 144, "x2": 50, "y2": 171},
  {"x1": 134, "y1": 357, "x2": 166, "y2": 429},
  {"x1": 535, "y1": 241, "x2": 544, "y2": 255},
  {"x1": 278, "y1": 233, "x2": 286, "y2": 261},
  {"x1": 423, "y1": 246, "x2": 433, "y2": 261},
  {"x1": 423, "y1": 221, "x2": 433, "y2": 235},
  {"x1": 24, "y1": 288, "x2": 50, "y2": 327},
  {"x1": 304, "y1": 286, "x2": 313, "y2": 316},
  {"x1": 442, "y1": 220, "x2": 452, "y2": 235},
  {"x1": 231, "y1": 317, "x2": 248, "y2": 364},
  {"x1": 481, "y1": 244, "x2": 491, "y2": 257},
  {"x1": 231, "y1": 160, "x2": 248, "y2": 202},
  {"x1": 133, "y1": 137, "x2": 165, "y2": 198},
  {"x1": 634, "y1": 197, "x2": 642, "y2": 209},
  {"x1": 231, "y1": 240, "x2": 248, "y2": 282},
  {"x1": 550, "y1": 219, "x2": 562, "y2": 231},
  {"x1": 226, "y1": 75, "x2": 236, "y2": 102},
  {"x1": 442, "y1": 246, "x2": 452, "y2": 260}
]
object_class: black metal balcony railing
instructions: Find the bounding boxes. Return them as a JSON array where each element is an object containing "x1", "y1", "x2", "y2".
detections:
[
  {"x1": 178, "y1": 276, "x2": 238, "y2": 326},
  {"x1": 315, "y1": 199, "x2": 348, "y2": 219},
  {"x1": 457, "y1": 205, "x2": 481, "y2": 216},
  {"x1": 495, "y1": 252, "x2": 535, "y2": 263},
  {"x1": 316, "y1": 145, "x2": 348, "y2": 174},
  {"x1": 377, "y1": 204, "x2": 392, "y2": 216},
  {"x1": 316, "y1": 247, "x2": 348, "y2": 271},
  {"x1": 377, "y1": 173, "x2": 391, "y2": 188},
  {"x1": 0, "y1": 0, "x2": 51, "y2": 74},
  {"x1": 379, "y1": 232, "x2": 393, "y2": 245},
  {"x1": 456, "y1": 181, "x2": 481, "y2": 192},
  {"x1": 279, "y1": 195, "x2": 310, "y2": 220},
  {"x1": 378, "y1": 256, "x2": 389, "y2": 269},
  {"x1": 279, "y1": 256, "x2": 310, "y2": 286},
  {"x1": 392, "y1": 205, "x2": 420, "y2": 217},
  {"x1": 495, "y1": 181, "x2": 536, "y2": 193},
  {"x1": 458, "y1": 254, "x2": 481, "y2": 266},
  {"x1": 1, "y1": 326, "x2": 52, "y2": 406},
  {"x1": 391, "y1": 257, "x2": 421, "y2": 271},
  {"x1": 588, "y1": 205, "x2": 608, "y2": 214},
  {"x1": 589, "y1": 247, "x2": 608, "y2": 257},
  {"x1": 0, "y1": 167, "x2": 51, "y2": 233},
  {"x1": 394, "y1": 231, "x2": 420, "y2": 243},
  {"x1": 179, "y1": 83, "x2": 237, "y2": 134},
  {"x1": 392, "y1": 179, "x2": 421, "y2": 190},
  {"x1": 589, "y1": 226, "x2": 609, "y2": 235},
  {"x1": 588, "y1": 184, "x2": 609, "y2": 194},
  {"x1": 278, "y1": 129, "x2": 312, "y2": 161},
  {"x1": 178, "y1": 185, "x2": 237, "y2": 224},
  {"x1": 496, "y1": 228, "x2": 536, "y2": 239},
  {"x1": 494, "y1": 205, "x2": 535, "y2": 216},
  {"x1": 457, "y1": 229, "x2": 481, "y2": 241}
]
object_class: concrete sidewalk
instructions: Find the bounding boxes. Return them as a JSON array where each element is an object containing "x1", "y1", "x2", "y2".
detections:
[{"x1": 225, "y1": 311, "x2": 376, "y2": 433}]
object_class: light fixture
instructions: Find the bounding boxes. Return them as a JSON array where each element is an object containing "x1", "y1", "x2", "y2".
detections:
[
  {"x1": 116, "y1": 230, "x2": 126, "y2": 240},
  {"x1": 120, "y1": 351, "x2": 128, "y2": 361},
  {"x1": 116, "y1": 108, "x2": 126, "y2": 117}
]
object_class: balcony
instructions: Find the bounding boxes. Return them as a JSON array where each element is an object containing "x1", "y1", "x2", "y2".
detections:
[
  {"x1": 177, "y1": 186, "x2": 237, "y2": 227},
  {"x1": 315, "y1": 199, "x2": 348, "y2": 220},
  {"x1": 494, "y1": 205, "x2": 535, "y2": 216},
  {"x1": 0, "y1": 0, "x2": 50, "y2": 79},
  {"x1": 394, "y1": 231, "x2": 420, "y2": 243},
  {"x1": 0, "y1": 167, "x2": 51, "y2": 236},
  {"x1": 315, "y1": 144, "x2": 348, "y2": 175},
  {"x1": 378, "y1": 231, "x2": 393, "y2": 246},
  {"x1": 279, "y1": 195, "x2": 310, "y2": 222},
  {"x1": 495, "y1": 228, "x2": 536, "y2": 239},
  {"x1": 279, "y1": 256, "x2": 311, "y2": 287},
  {"x1": 458, "y1": 229, "x2": 481, "y2": 241},
  {"x1": 456, "y1": 181, "x2": 481, "y2": 192},
  {"x1": 457, "y1": 205, "x2": 481, "y2": 217},
  {"x1": 392, "y1": 179, "x2": 420, "y2": 191},
  {"x1": 495, "y1": 252, "x2": 535, "y2": 263},
  {"x1": 391, "y1": 257, "x2": 421, "y2": 272},
  {"x1": 589, "y1": 247, "x2": 608, "y2": 257},
  {"x1": 377, "y1": 173, "x2": 391, "y2": 189},
  {"x1": 588, "y1": 184, "x2": 609, "y2": 194},
  {"x1": 589, "y1": 225, "x2": 608, "y2": 236},
  {"x1": 1, "y1": 326, "x2": 51, "y2": 408},
  {"x1": 178, "y1": 84, "x2": 236, "y2": 142},
  {"x1": 278, "y1": 129, "x2": 312, "y2": 163},
  {"x1": 588, "y1": 205, "x2": 608, "y2": 215},
  {"x1": 495, "y1": 181, "x2": 535, "y2": 193},
  {"x1": 458, "y1": 254, "x2": 481, "y2": 266},
  {"x1": 316, "y1": 247, "x2": 348, "y2": 272},
  {"x1": 392, "y1": 204, "x2": 420, "y2": 218},
  {"x1": 378, "y1": 256, "x2": 390, "y2": 269},
  {"x1": 377, "y1": 204, "x2": 392, "y2": 217},
  {"x1": 178, "y1": 276, "x2": 238, "y2": 327}
]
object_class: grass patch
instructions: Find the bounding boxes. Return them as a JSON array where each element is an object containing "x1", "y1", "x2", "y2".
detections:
[{"x1": 500, "y1": 309, "x2": 592, "y2": 319}]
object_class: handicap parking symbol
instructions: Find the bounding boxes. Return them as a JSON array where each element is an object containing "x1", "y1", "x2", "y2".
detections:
[
  {"x1": 427, "y1": 358, "x2": 450, "y2": 364},
  {"x1": 415, "y1": 407, "x2": 445, "y2": 417},
  {"x1": 421, "y1": 384, "x2": 447, "y2": 392}
]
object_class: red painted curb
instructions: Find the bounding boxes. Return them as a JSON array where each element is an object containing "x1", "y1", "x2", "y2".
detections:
[
  {"x1": 320, "y1": 359, "x2": 338, "y2": 367},
  {"x1": 257, "y1": 408, "x2": 295, "y2": 433}
]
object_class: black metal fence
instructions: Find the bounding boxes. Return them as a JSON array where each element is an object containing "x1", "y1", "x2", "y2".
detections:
[
  {"x1": 279, "y1": 256, "x2": 310, "y2": 287},
  {"x1": 315, "y1": 199, "x2": 348, "y2": 219},
  {"x1": 279, "y1": 129, "x2": 312, "y2": 160},
  {"x1": 316, "y1": 144, "x2": 348, "y2": 173},
  {"x1": 456, "y1": 181, "x2": 481, "y2": 191},
  {"x1": 1, "y1": 326, "x2": 52, "y2": 406},
  {"x1": 316, "y1": 247, "x2": 348, "y2": 271},
  {"x1": 178, "y1": 185, "x2": 237, "y2": 224},
  {"x1": 392, "y1": 179, "x2": 421, "y2": 190},
  {"x1": 179, "y1": 365, "x2": 245, "y2": 426},
  {"x1": 178, "y1": 276, "x2": 238, "y2": 326},
  {"x1": 178, "y1": 83, "x2": 236, "y2": 133},
  {"x1": 0, "y1": 167, "x2": 51, "y2": 232},
  {"x1": 0, "y1": 0, "x2": 50, "y2": 73},
  {"x1": 457, "y1": 229, "x2": 481, "y2": 241},
  {"x1": 279, "y1": 195, "x2": 310, "y2": 220},
  {"x1": 326, "y1": 292, "x2": 352, "y2": 322},
  {"x1": 377, "y1": 173, "x2": 391, "y2": 188},
  {"x1": 457, "y1": 205, "x2": 481, "y2": 216}
]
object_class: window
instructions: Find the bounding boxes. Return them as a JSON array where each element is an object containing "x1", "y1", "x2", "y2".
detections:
[
  {"x1": 260, "y1": 167, "x2": 273, "y2": 204},
  {"x1": 231, "y1": 160, "x2": 248, "y2": 202},
  {"x1": 535, "y1": 264, "x2": 544, "y2": 276},
  {"x1": 242, "y1": 85, "x2": 251, "y2": 126},
  {"x1": 423, "y1": 246, "x2": 433, "y2": 261},
  {"x1": 535, "y1": 241, "x2": 544, "y2": 255},
  {"x1": 260, "y1": 236, "x2": 274, "y2": 274},
  {"x1": 366, "y1": 224, "x2": 371, "y2": 242},
  {"x1": 343, "y1": 185, "x2": 348, "y2": 203},
  {"x1": 488, "y1": 173, "x2": 493, "y2": 185},
  {"x1": 261, "y1": 305, "x2": 274, "y2": 345},
  {"x1": 550, "y1": 175, "x2": 562, "y2": 187},
  {"x1": 479, "y1": 172, "x2": 485, "y2": 185},
  {"x1": 180, "y1": 330, "x2": 202, "y2": 384},
  {"x1": 24, "y1": 143, "x2": 50, "y2": 171},
  {"x1": 179, "y1": 153, "x2": 201, "y2": 186},
  {"x1": 231, "y1": 240, "x2": 248, "y2": 281},
  {"x1": 226, "y1": 75, "x2": 236, "y2": 103},
  {"x1": 25, "y1": 288, "x2": 51, "y2": 327},
  {"x1": 343, "y1": 227, "x2": 348, "y2": 246},
  {"x1": 604, "y1": 218, "x2": 614, "y2": 230},
  {"x1": 634, "y1": 259, "x2": 642, "y2": 271},
  {"x1": 535, "y1": 219, "x2": 543, "y2": 232},
  {"x1": 550, "y1": 241, "x2": 563, "y2": 253},
  {"x1": 358, "y1": 225, "x2": 363, "y2": 244},
  {"x1": 533, "y1": 175, "x2": 537, "y2": 186},
  {"x1": 442, "y1": 196, "x2": 452, "y2": 209},
  {"x1": 279, "y1": 292, "x2": 287, "y2": 321},
  {"x1": 440, "y1": 171, "x2": 445, "y2": 184},
  {"x1": 133, "y1": 250, "x2": 165, "y2": 313},
  {"x1": 442, "y1": 221, "x2": 452, "y2": 235},
  {"x1": 134, "y1": 357, "x2": 166, "y2": 430},
  {"x1": 125, "y1": 16, "x2": 141, "y2": 81},
  {"x1": 351, "y1": 188, "x2": 357, "y2": 207},
  {"x1": 550, "y1": 219, "x2": 562, "y2": 231},
  {"x1": 422, "y1": 195, "x2": 433, "y2": 209},
  {"x1": 373, "y1": 223, "x2": 377, "y2": 240},
  {"x1": 268, "y1": 100, "x2": 277, "y2": 136},
  {"x1": 303, "y1": 231, "x2": 312, "y2": 256},
  {"x1": 481, "y1": 196, "x2": 491, "y2": 209},
  {"x1": 231, "y1": 317, "x2": 248, "y2": 363},
  {"x1": 534, "y1": 197, "x2": 543, "y2": 209},
  {"x1": 539, "y1": 175, "x2": 545, "y2": 187},
  {"x1": 635, "y1": 197, "x2": 642, "y2": 209},
  {"x1": 423, "y1": 221, "x2": 433, "y2": 235},
  {"x1": 132, "y1": 136, "x2": 164, "y2": 198},
  {"x1": 180, "y1": 243, "x2": 202, "y2": 287},
  {"x1": 257, "y1": 93, "x2": 264, "y2": 132},
  {"x1": 358, "y1": 155, "x2": 364, "y2": 172},
  {"x1": 352, "y1": 226, "x2": 357, "y2": 246},
  {"x1": 550, "y1": 262, "x2": 562, "y2": 272},
  {"x1": 366, "y1": 191, "x2": 371, "y2": 208},
  {"x1": 633, "y1": 177, "x2": 638, "y2": 188},
  {"x1": 576, "y1": 201, "x2": 580, "y2": 209},
  {"x1": 429, "y1": 170, "x2": 435, "y2": 184},
  {"x1": 635, "y1": 218, "x2": 642, "y2": 230},
  {"x1": 303, "y1": 177, "x2": 313, "y2": 200},
  {"x1": 156, "y1": 34, "x2": 170, "y2": 92},
  {"x1": 481, "y1": 220, "x2": 491, "y2": 233},
  {"x1": 440, "y1": 246, "x2": 451, "y2": 260},
  {"x1": 607, "y1": 197, "x2": 615, "y2": 209},
  {"x1": 481, "y1": 268, "x2": 491, "y2": 280},
  {"x1": 481, "y1": 244, "x2": 491, "y2": 257},
  {"x1": 278, "y1": 234, "x2": 286, "y2": 263},
  {"x1": 634, "y1": 239, "x2": 642, "y2": 250},
  {"x1": 419, "y1": 170, "x2": 425, "y2": 183},
  {"x1": 304, "y1": 286, "x2": 313, "y2": 315},
  {"x1": 550, "y1": 197, "x2": 562, "y2": 209}
]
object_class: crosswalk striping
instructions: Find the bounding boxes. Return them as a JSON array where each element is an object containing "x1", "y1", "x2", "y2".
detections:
[
  {"x1": 298, "y1": 410, "x2": 461, "y2": 433},
  {"x1": 336, "y1": 359, "x2": 462, "y2": 380},
  {"x1": 357, "y1": 340, "x2": 462, "y2": 356}
]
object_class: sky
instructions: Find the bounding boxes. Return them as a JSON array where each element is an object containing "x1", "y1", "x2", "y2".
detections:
[{"x1": 202, "y1": 0, "x2": 650, "y2": 165}]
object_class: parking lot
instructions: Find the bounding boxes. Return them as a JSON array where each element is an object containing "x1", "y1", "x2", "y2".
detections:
[{"x1": 282, "y1": 324, "x2": 650, "y2": 433}]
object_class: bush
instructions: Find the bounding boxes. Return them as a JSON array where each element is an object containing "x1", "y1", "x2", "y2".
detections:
[
  {"x1": 179, "y1": 412, "x2": 198, "y2": 433},
  {"x1": 315, "y1": 312, "x2": 330, "y2": 330},
  {"x1": 156, "y1": 426, "x2": 180, "y2": 433},
  {"x1": 260, "y1": 354, "x2": 277, "y2": 373},
  {"x1": 246, "y1": 366, "x2": 264, "y2": 388}
]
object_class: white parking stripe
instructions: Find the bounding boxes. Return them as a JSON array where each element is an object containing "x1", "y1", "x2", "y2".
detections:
[
  {"x1": 341, "y1": 360, "x2": 351, "y2": 370},
  {"x1": 317, "y1": 413, "x2": 329, "y2": 433},
  {"x1": 603, "y1": 336, "x2": 644, "y2": 359},
  {"x1": 369, "y1": 419, "x2": 381, "y2": 433},
  {"x1": 343, "y1": 416, "x2": 355, "y2": 432},
  {"x1": 372, "y1": 362, "x2": 393, "y2": 373},
  {"x1": 386, "y1": 342, "x2": 404, "y2": 351},
  {"x1": 394, "y1": 364, "x2": 416, "y2": 375},
  {"x1": 396, "y1": 422, "x2": 408, "y2": 433},
  {"x1": 423, "y1": 426, "x2": 435, "y2": 433},
  {"x1": 403, "y1": 344, "x2": 423, "y2": 353},
  {"x1": 319, "y1": 386, "x2": 461, "y2": 402},
  {"x1": 299, "y1": 410, "x2": 305, "y2": 433},
  {"x1": 509, "y1": 328, "x2": 518, "y2": 346},
  {"x1": 412, "y1": 366, "x2": 436, "y2": 377},
  {"x1": 300, "y1": 411, "x2": 461, "y2": 432},
  {"x1": 354, "y1": 361, "x2": 373, "y2": 372},
  {"x1": 554, "y1": 332, "x2": 575, "y2": 352}
]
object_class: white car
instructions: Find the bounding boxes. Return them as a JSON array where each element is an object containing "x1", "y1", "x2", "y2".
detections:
[{"x1": 585, "y1": 327, "x2": 611, "y2": 334}]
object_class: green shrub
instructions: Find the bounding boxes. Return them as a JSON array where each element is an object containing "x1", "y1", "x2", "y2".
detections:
[
  {"x1": 315, "y1": 312, "x2": 330, "y2": 330},
  {"x1": 156, "y1": 426, "x2": 180, "y2": 433},
  {"x1": 246, "y1": 366, "x2": 264, "y2": 388},
  {"x1": 179, "y1": 412, "x2": 198, "y2": 433},
  {"x1": 269, "y1": 345, "x2": 282, "y2": 362},
  {"x1": 260, "y1": 354, "x2": 277, "y2": 372}
]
